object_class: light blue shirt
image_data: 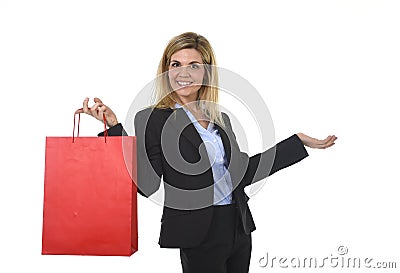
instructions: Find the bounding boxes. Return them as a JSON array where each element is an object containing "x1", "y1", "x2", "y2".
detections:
[{"x1": 175, "y1": 103, "x2": 233, "y2": 205}]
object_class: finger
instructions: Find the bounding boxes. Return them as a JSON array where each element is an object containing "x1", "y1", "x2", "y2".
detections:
[
  {"x1": 98, "y1": 105, "x2": 109, "y2": 119},
  {"x1": 325, "y1": 135, "x2": 337, "y2": 145},
  {"x1": 99, "y1": 105, "x2": 108, "y2": 114},
  {"x1": 92, "y1": 100, "x2": 104, "y2": 107},
  {"x1": 82, "y1": 97, "x2": 90, "y2": 114},
  {"x1": 90, "y1": 102, "x2": 102, "y2": 117},
  {"x1": 329, "y1": 136, "x2": 338, "y2": 146},
  {"x1": 94, "y1": 97, "x2": 103, "y2": 104},
  {"x1": 312, "y1": 137, "x2": 331, "y2": 148},
  {"x1": 321, "y1": 136, "x2": 337, "y2": 148},
  {"x1": 98, "y1": 105, "x2": 106, "y2": 115},
  {"x1": 315, "y1": 137, "x2": 330, "y2": 147},
  {"x1": 320, "y1": 135, "x2": 335, "y2": 145},
  {"x1": 97, "y1": 107, "x2": 105, "y2": 121},
  {"x1": 307, "y1": 135, "x2": 337, "y2": 149},
  {"x1": 323, "y1": 135, "x2": 333, "y2": 143},
  {"x1": 323, "y1": 142, "x2": 335, "y2": 149}
]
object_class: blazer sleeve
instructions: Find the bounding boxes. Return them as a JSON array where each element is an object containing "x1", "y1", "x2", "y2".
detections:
[
  {"x1": 98, "y1": 123, "x2": 127, "y2": 136},
  {"x1": 98, "y1": 111, "x2": 163, "y2": 198},
  {"x1": 133, "y1": 109, "x2": 163, "y2": 197},
  {"x1": 223, "y1": 114, "x2": 309, "y2": 187}
]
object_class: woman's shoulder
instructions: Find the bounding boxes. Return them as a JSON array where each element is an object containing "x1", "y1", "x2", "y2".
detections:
[
  {"x1": 220, "y1": 111, "x2": 231, "y2": 124},
  {"x1": 221, "y1": 111, "x2": 229, "y2": 119},
  {"x1": 134, "y1": 106, "x2": 174, "y2": 125},
  {"x1": 136, "y1": 106, "x2": 173, "y2": 116}
]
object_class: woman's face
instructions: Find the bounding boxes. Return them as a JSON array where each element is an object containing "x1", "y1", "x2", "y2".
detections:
[{"x1": 168, "y1": 48, "x2": 205, "y2": 104}]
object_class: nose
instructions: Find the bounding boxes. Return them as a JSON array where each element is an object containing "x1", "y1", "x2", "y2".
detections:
[{"x1": 176, "y1": 66, "x2": 191, "y2": 77}]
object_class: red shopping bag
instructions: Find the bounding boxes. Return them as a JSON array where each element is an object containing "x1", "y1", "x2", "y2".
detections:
[{"x1": 41, "y1": 111, "x2": 137, "y2": 256}]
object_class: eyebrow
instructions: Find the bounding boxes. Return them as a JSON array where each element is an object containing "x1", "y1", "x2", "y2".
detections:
[{"x1": 170, "y1": 60, "x2": 202, "y2": 64}]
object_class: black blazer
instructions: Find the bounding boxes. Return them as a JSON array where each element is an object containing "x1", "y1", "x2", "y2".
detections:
[{"x1": 102, "y1": 107, "x2": 308, "y2": 248}]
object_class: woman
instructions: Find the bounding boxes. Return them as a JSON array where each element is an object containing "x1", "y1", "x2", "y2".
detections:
[{"x1": 79, "y1": 32, "x2": 337, "y2": 273}]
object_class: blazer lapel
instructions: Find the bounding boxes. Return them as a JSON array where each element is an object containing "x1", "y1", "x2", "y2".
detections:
[
  {"x1": 214, "y1": 122, "x2": 232, "y2": 164},
  {"x1": 168, "y1": 108, "x2": 232, "y2": 165},
  {"x1": 168, "y1": 108, "x2": 203, "y2": 149}
]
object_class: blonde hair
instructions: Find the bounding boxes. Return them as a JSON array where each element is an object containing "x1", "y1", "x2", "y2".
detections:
[{"x1": 152, "y1": 32, "x2": 225, "y2": 127}]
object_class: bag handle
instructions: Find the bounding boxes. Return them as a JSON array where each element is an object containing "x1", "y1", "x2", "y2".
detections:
[{"x1": 73, "y1": 108, "x2": 108, "y2": 143}]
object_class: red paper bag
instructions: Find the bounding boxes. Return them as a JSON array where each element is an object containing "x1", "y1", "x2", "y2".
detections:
[{"x1": 42, "y1": 114, "x2": 137, "y2": 256}]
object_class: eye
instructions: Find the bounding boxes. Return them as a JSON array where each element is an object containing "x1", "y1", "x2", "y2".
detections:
[
  {"x1": 190, "y1": 63, "x2": 200, "y2": 69},
  {"x1": 170, "y1": 62, "x2": 180, "y2": 68}
]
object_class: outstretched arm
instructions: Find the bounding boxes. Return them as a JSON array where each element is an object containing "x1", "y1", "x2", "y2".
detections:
[{"x1": 222, "y1": 113, "x2": 337, "y2": 188}]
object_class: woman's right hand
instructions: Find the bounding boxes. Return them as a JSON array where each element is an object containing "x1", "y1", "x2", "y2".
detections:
[{"x1": 76, "y1": 97, "x2": 119, "y2": 128}]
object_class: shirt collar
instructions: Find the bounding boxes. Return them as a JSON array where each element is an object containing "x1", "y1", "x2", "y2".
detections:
[
  {"x1": 174, "y1": 102, "x2": 196, "y2": 123},
  {"x1": 174, "y1": 103, "x2": 215, "y2": 132},
  {"x1": 174, "y1": 102, "x2": 183, "y2": 109}
]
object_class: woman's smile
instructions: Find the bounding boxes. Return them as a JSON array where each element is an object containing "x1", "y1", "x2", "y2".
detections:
[{"x1": 176, "y1": 81, "x2": 194, "y2": 87}]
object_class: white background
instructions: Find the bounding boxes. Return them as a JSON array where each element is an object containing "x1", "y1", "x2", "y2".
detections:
[{"x1": 1, "y1": 0, "x2": 399, "y2": 272}]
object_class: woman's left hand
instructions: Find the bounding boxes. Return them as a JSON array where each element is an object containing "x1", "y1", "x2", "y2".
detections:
[{"x1": 296, "y1": 133, "x2": 337, "y2": 149}]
